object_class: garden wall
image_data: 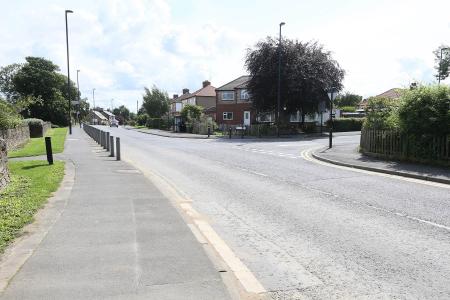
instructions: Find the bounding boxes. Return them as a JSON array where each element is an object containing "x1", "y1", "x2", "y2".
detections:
[
  {"x1": 0, "y1": 139, "x2": 9, "y2": 190},
  {"x1": 0, "y1": 124, "x2": 30, "y2": 150}
]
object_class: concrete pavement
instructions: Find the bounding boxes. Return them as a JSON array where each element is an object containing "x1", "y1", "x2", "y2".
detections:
[
  {"x1": 312, "y1": 143, "x2": 450, "y2": 184},
  {"x1": 125, "y1": 126, "x2": 213, "y2": 139},
  {"x1": 0, "y1": 128, "x2": 232, "y2": 300}
]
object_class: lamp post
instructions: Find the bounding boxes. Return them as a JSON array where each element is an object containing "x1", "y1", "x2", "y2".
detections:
[
  {"x1": 65, "y1": 9, "x2": 73, "y2": 134},
  {"x1": 277, "y1": 21, "x2": 285, "y2": 137},
  {"x1": 92, "y1": 88, "x2": 96, "y2": 109},
  {"x1": 438, "y1": 47, "x2": 450, "y2": 85},
  {"x1": 76, "y1": 69, "x2": 80, "y2": 125},
  {"x1": 327, "y1": 88, "x2": 337, "y2": 148}
]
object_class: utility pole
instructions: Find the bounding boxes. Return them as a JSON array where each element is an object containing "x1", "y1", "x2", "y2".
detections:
[
  {"x1": 136, "y1": 100, "x2": 138, "y2": 114},
  {"x1": 76, "y1": 69, "x2": 80, "y2": 125},
  {"x1": 65, "y1": 9, "x2": 73, "y2": 134},
  {"x1": 92, "y1": 88, "x2": 96, "y2": 109},
  {"x1": 277, "y1": 22, "x2": 285, "y2": 137}
]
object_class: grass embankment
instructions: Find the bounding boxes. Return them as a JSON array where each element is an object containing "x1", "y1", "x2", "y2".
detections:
[
  {"x1": 0, "y1": 160, "x2": 65, "y2": 253},
  {"x1": 8, "y1": 127, "x2": 68, "y2": 158}
]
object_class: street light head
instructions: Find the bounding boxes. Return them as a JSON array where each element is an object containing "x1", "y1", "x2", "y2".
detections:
[
  {"x1": 65, "y1": 10, "x2": 73, "y2": 13},
  {"x1": 280, "y1": 22, "x2": 286, "y2": 27}
]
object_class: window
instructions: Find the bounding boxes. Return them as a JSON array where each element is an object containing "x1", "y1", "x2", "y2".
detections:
[
  {"x1": 240, "y1": 89, "x2": 250, "y2": 100},
  {"x1": 221, "y1": 91, "x2": 234, "y2": 101},
  {"x1": 223, "y1": 112, "x2": 233, "y2": 120}
]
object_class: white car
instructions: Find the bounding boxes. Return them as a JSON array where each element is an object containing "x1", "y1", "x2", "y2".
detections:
[{"x1": 110, "y1": 119, "x2": 119, "y2": 127}]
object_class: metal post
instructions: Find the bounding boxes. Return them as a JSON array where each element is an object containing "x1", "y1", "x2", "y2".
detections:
[
  {"x1": 277, "y1": 22, "x2": 285, "y2": 138},
  {"x1": 229, "y1": 127, "x2": 232, "y2": 139},
  {"x1": 110, "y1": 136, "x2": 115, "y2": 157},
  {"x1": 329, "y1": 91, "x2": 333, "y2": 148},
  {"x1": 103, "y1": 132, "x2": 107, "y2": 149},
  {"x1": 116, "y1": 137, "x2": 121, "y2": 161},
  {"x1": 208, "y1": 126, "x2": 211, "y2": 138},
  {"x1": 92, "y1": 88, "x2": 96, "y2": 109},
  {"x1": 65, "y1": 10, "x2": 73, "y2": 135},
  {"x1": 106, "y1": 132, "x2": 110, "y2": 151},
  {"x1": 241, "y1": 125, "x2": 244, "y2": 139},
  {"x1": 45, "y1": 137, "x2": 53, "y2": 165},
  {"x1": 77, "y1": 69, "x2": 81, "y2": 127},
  {"x1": 320, "y1": 112, "x2": 323, "y2": 134}
]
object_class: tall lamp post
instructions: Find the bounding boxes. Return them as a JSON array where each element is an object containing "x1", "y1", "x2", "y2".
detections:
[
  {"x1": 438, "y1": 47, "x2": 450, "y2": 85},
  {"x1": 76, "y1": 69, "x2": 80, "y2": 126},
  {"x1": 277, "y1": 22, "x2": 286, "y2": 137},
  {"x1": 92, "y1": 88, "x2": 96, "y2": 109},
  {"x1": 327, "y1": 88, "x2": 337, "y2": 148},
  {"x1": 65, "y1": 9, "x2": 73, "y2": 134}
]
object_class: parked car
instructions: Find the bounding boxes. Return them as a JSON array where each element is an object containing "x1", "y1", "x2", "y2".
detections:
[{"x1": 110, "y1": 119, "x2": 119, "y2": 127}]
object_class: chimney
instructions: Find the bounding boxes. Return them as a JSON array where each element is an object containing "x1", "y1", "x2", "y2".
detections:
[
  {"x1": 173, "y1": 94, "x2": 178, "y2": 99},
  {"x1": 182, "y1": 88, "x2": 189, "y2": 94},
  {"x1": 202, "y1": 80, "x2": 211, "y2": 88}
]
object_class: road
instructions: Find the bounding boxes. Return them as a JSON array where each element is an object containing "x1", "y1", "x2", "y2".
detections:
[{"x1": 103, "y1": 127, "x2": 450, "y2": 299}]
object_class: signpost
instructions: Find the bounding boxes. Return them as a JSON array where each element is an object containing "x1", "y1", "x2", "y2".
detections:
[{"x1": 327, "y1": 89, "x2": 337, "y2": 148}]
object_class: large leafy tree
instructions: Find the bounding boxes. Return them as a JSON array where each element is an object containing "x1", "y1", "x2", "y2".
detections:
[
  {"x1": 434, "y1": 45, "x2": 450, "y2": 82},
  {"x1": 335, "y1": 92, "x2": 363, "y2": 108},
  {"x1": 11, "y1": 57, "x2": 78, "y2": 125},
  {"x1": 245, "y1": 38, "x2": 344, "y2": 123},
  {"x1": 0, "y1": 63, "x2": 22, "y2": 102},
  {"x1": 113, "y1": 105, "x2": 130, "y2": 124},
  {"x1": 142, "y1": 86, "x2": 169, "y2": 118}
]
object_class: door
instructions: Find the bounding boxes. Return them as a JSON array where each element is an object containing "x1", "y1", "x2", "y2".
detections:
[{"x1": 243, "y1": 111, "x2": 251, "y2": 126}]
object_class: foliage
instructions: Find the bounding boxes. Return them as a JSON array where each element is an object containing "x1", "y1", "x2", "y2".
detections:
[
  {"x1": 363, "y1": 97, "x2": 400, "y2": 130},
  {"x1": 0, "y1": 63, "x2": 22, "y2": 102},
  {"x1": 181, "y1": 104, "x2": 202, "y2": 122},
  {"x1": 339, "y1": 106, "x2": 356, "y2": 112},
  {"x1": 433, "y1": 45, "x2": 450, "y2": 82},
  {"x1": 9, "y1": 128, "x2": 68, "y2": 158},
  {"x1": 136, "y1": 113, "x2": 149, "y2": 126},
  {"x1": 0, "y1": 160, "x2": 64, "y2": 253},
  {"x1": 113, "y1": 105, "x2": 130, "y2": 125},
  {"x1": 245, "y1": 38, "x2": 345, "y2": 119},
  {"x1": 335, "y1": 92, "x2": 362, "y2": 107},
  {"x1": 398, "y1": 85, "x2": 450, "y2": 136},
  {"x1": 142, "y1": 86, "x2": 169, "y2": 118},
  {"x1": 77, "y1": 98, "x2": 90, "y2": 122},
  {"x1": 327, "y1": 118, "x2": 364, "y2": 132},
  {"x1": 0, "y1": 98, "x2": 22, "y2": 129}
]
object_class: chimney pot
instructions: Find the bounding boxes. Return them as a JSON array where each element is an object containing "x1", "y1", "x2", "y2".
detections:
[
  {"x1": 173, "y1": 94, "x2": 179, "y2": 99},
  {"x1": 182, "y1": 88, "x2": 189, "y2": 94},
  {"x1": 202, "y1": 80, "x2": 211, "y2": 88}
]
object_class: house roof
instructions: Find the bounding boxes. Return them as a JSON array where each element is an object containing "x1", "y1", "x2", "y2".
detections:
[
  {"x1": 216, "y1": 75, "x2": 251, "y2": 91},
  {"x1": 102, "y1": 110, "x2": 115, "y2": 117},
  {"x1": 375, "y1": 88, "x2": 403, "y2": 99},
  {"x1": 93, "y1": 110, "x2": 107, "y2": 120},
  {"x1": 191, "y1": 84, "x2": 216, "y2": 97}
]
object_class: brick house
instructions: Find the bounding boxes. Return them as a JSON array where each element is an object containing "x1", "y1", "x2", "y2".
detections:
[{"x1": 216, "y1": 75, "x2": 255, "y2": 128}]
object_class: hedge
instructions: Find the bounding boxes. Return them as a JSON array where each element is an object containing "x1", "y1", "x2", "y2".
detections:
[{"x1": 327, "y1": 118, "x2": 364, "y2": 132}]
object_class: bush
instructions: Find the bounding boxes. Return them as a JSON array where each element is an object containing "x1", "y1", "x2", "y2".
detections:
[
  {"x1": 146, "y1": 118, "x2": 169, "y2": 129},
  {"x1": 0, "y1": 99, "x2": 22, "y2": 129},
  {"x1": 363, "y1": 97, "x2": 400, "y2": 130},
  {"x1": 128, "y1": 120, "x2": 136, "y2": 127},
  {"x1": 136, "y1": 113, "x2": 149, "y2": 126},
  {"x1": 327, "y1": 118, "x2": 364, "y2": 132},
  {"x1": 23, "y1": 118, "x2": 44, "y2": 138},
  {"x1": 339, "y1": 106, "x2": 356, "y2": 112},
  {"x1": 181, "y1": 105, "x2": 202, "y2": 122}
]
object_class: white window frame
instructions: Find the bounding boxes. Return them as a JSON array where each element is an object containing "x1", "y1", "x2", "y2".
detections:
[
  {"x1": 240, "y1": 89, "x2": 250, "y2": 100},
  {"x1": 223, "y1": 112, "x2": 233, "y2": 120},
  {"x1": 221, "y1": 91, "x2": 234, "y2": 101}
]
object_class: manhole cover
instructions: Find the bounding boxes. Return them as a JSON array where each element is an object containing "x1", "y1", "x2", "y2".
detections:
[{"x1": 115, "y1": 169, "x2": 141, "y2": 174}]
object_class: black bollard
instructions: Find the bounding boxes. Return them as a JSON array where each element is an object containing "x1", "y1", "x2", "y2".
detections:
[
  {"x1": 45, "y1": 137, "x2": 53, "y2": 165},
  {"x1": 208, "y1": 126, "x2": 211, "y2": 138},
  {"x1": 116, "y1": 137, "x2": 121, "y2": 161},
  {"x1": 110, "y1": 136, "x2": 114, "y2": 157},
  {"x1": 229, "y1": 127, "x2": 232, "y2": 139},
  {"x1": 106, "y1": 132, "x2": 110, "y2": 151}
]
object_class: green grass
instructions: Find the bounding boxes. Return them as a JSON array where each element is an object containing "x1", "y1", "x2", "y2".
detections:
[
  {"x1": 8, "y1": 128, "x2": 68, "y2": 158},
  {"x1": 133, "y1": 125, "x2": 147, "y2": 129},
  {"x1": 0, "y1": 160, "x2": 65, "y2": 253}
]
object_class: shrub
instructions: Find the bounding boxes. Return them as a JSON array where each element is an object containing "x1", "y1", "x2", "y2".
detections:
[
  {"x1": 0, "y1": 99, "x2": 22, "y2": 129},
  {"x1": 136, "y1": 113, "x2": 149, "y2": 126},
  {"x1": 363, "y1": 97, "x2": 400, "y2": 130},
  {"x1": 181, "y1": 105, "x2": 202, "y2": 122},
  {"x1": 23, "y1": 118, "x2": 44, "y2": 137},
  {"x1": 128, "y1": 120, "x2": 136, "y2": 127},
  {"x1": 339, "y1": 106, "x2": 356, "y2": 112},
  {"x1": 327, "y1": 118, "x2": 364, "y2": 132}
]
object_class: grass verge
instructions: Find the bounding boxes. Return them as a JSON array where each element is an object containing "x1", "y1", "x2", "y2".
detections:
[
  {"x1": 0, "y1": 160, "x2": 65, "y2": 253},
  {"x1": 8, "y1": 128, "x2": 68, "y2": 158}
]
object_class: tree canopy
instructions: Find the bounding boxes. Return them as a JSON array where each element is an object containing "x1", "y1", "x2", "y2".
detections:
[
  {"x1": 113, "y1": 105, "x2": 131, "y2": 124},
  {"x1": 142, "y1": 86, "x2": 169, "y2": 118},
  {"x1": 434, "y1": 45, "x2": 450, "y2": 82},
  {"x1": 334, "y1": 92, "x2": 363, "y2": 108},
  {"x1": 245, "y1": 38, "x2": 345, "y2": 120}
]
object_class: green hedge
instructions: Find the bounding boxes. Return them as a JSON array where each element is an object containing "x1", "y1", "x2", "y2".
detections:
[
  {"x1": 23, "y1": 118, "x2": 44, "y2": 138},
  {"x1": 327, "y1": 118, "x2": 364, "y2": 132},
  {"x1": 0, "y1": 100, "x2": 22, "y2": 129}
]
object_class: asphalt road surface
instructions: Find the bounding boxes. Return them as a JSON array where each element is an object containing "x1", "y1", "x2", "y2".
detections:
[{"x1": 103, "y1": 127, "x2": 450, "y2": 299}]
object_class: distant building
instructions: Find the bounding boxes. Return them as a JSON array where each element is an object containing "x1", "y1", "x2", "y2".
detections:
[
  {"x1": 90, "y1": 110, "x2": 108, "y2": 125},
  {"x1": 359, "y1": 88, "x2": 403, "y2": 109}
]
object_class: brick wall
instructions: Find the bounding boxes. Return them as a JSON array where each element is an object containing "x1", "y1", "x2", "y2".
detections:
[
  {"x1": 0, "y1": 124, "x2": 30, "y2": 150},
  {"x1": 216, "y1": 103, "x2": 254, "y2": 126},
  {"x1": 0, "y1": 139, "x2": 10, "y2": 190}
]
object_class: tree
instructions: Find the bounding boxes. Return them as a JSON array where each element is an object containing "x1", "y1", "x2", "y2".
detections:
[
  {"x1": 434, "y1": 45, "x2": 450, "y2": 82},
  {"x1": 181, "y1": 104, "x2": 202, "y2": 122},
  {"x1": 0, "y1": 63, "x2": 22, "y2": 102},
  {"x1": 142, "y1": 86, "x2": 169, "y2": 118},
  {"x1": 113, "y1": 105, "x2": 130, "y2": 124},
  {"x1": 334, "y1": 92, "x2": 363, "y2": 107},
  {"x1": 245, "y1": 38, "x2": 345, "y2": 124}
]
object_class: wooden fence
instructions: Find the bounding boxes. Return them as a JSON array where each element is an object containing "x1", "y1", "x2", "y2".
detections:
[{"x1": 360, "y1": 128, "x2": 450, "y2": 164}]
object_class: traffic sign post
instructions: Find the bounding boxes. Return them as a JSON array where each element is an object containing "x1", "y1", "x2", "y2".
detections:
[{"x1": 327, "y1": 89, "x2": 337, "y2": 148}]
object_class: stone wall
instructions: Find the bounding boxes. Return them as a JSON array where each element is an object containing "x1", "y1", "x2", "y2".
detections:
[
  {"x1": 0, "y1": 139, "x2": 9, "y2": 190},
  {"x1": 0, "y1": 124, "x2": 30, "y2": 150},
  {"x1": 43, "y1": 122, "x2": 51, "y2": 135}
]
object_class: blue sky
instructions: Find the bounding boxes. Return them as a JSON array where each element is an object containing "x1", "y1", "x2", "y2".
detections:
[{"x1": 1, "y1": 0, "x2": 449, "y2": 111}]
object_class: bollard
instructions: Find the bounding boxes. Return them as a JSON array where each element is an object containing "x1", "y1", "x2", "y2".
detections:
[
  {"x1": 110, "y1": 136, "x2": 115, "y2": 157},
  {"x1": 241, "y1": 126, "x2": 244, "y2": 139},
  {"x1": 103, "y1": 132, "x2": 107, "y2": 149},
  {"x1": 106, "y1": 132, "x2": 110, "y2": 151},
  {"x1": 116, "y1": 137, "x2": 121, "y2": 161},
  {"x1": 45, "y1": 137, "x2": 53, "y2": 165},
  {"x1": 208, "y1": 126, "x2": 211, "y2": 138},
  {"x1": 229, "y1": 127, "x2": 232, "y2": 139}
]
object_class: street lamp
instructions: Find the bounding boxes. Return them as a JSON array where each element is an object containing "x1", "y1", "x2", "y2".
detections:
[
  {"x1": 327, "y1": 88, "x2": 337, "y2": 148},
  {"x1": 92, "y1": 88, "x2": 96, "y2": 109},
  {"x1": 76, "y1": 69, "x2": 80, "y2": 126},
  {"x1": 438, "y1": 47, "x2": 450, "y2": 85},
  {"x1": 65, "y1": 9, "x2": 73, "y2": 135},
  {"x1": 277, "y1": 21, "x2": 285, "y2": 137}
]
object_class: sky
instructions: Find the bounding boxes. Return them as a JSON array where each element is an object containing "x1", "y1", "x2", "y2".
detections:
[{"x1": 1, "y1": 0, "x2": 449, "y2": 111}]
